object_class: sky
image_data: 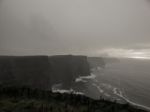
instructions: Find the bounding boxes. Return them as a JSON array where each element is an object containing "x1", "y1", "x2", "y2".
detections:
[{"x1": 0, "y1": 0, "x2": 150, "y2": 58}]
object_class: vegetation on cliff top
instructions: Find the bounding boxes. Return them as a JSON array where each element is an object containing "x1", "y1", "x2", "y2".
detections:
[{"x1": 0, "y1": 86, "x2": 148, "y2": 112}]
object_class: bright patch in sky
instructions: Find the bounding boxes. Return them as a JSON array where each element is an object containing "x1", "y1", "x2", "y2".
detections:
[{"x1": 97, "y1": 48, "x2": 150, "y2": 59}]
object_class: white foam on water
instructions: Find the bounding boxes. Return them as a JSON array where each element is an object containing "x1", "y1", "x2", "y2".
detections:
[
  {"x1": 52, "y1": 88, "x2": 84, "y2": 95},
  {"x1": 80, "y1": 73, "x2": 96, "y2": 79},
  {"x1": 93, "y1": 81, "x2": 150, "y2": 111},
  {"x1": 101, "y1": 83, "x2": 113, "y2": 89},
  {"x1": 53, "y1": 67, "x2": 150, "y2": 112},
  {"x1": 104, "y1": 93, "x2": 111, "y2": 97},
  {"x1": 89, "y1": 71, "x2": 150, "y2": 111},
  {"x1": 92, "y1": 83, "x2": 104, "y2": 93},
  {"x1": 75, "y1": 78, "x2": 88, "y2": 83},
  {"x1": 112, "y1": 87, "x2": 150, "y2": 111},
  {"x1": 91, "y1": 66, "x2": 103, "y2": 72},
  {"x1": 75, "y1": 73, "x2": 96, "y2": 83},
  {"x1": 52, "y1": 83, "x2": 84, "y2": 95},
  {"x1": 113, "y1": 88, "x2": 123, "y2": 97},
  {"x1": 52, "y1": 83, "x2": 62, "y2": 89},
  {"x1": 115, "y1": 91, "x2": 150, "y2": 111}
]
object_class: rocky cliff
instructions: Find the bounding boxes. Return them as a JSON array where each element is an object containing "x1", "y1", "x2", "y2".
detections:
[
  {"x1": 0, "y1": 56, "x2": 51, "y2": 90},
  {"x1": 0, "y1": 55, "x2": 90, "y2": 89},
  {"x1": 88, "y1": 57, "x2": 105, "y2": 69},
  {"x1": 49, "y1": 55, "x2": 90, "y2": 87}
]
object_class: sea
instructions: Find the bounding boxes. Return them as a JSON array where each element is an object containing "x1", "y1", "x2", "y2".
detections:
[{"x1": 52, "y1": 58, "x2": 150, "y2": 111}]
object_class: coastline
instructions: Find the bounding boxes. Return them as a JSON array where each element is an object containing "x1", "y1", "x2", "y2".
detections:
[
  {"x1": 116, "y1": 92, "x2": 150, "y2": 112},
  {"x1": 77, "y1": 73, "x2": 150, "y2": 112}
]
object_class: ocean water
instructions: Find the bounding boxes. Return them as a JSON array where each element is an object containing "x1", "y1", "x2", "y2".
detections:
[
  {"x1": 52, "y1": 58, "x2": 150, "y2": 110},
  {"x1": 87, "y1": 58, "x2": 150, "y2": 109}
]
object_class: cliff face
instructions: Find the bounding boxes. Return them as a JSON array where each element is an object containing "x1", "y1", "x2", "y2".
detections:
[
  {"x1": 13, "y1": 56, "x2": 51, "y2": 90},
  {"x1": 49, "y1": 55, "x2": 90, "y2": 87},
  {"x1": 0, "y1": 56, "x2": 51, "y2": 90},
  {"x1": 88, "y1": 57, "x2": 105, "y2": 69},
  {"x1": 0, "y1": 55, "x2": 90, "y2": 89},
  {"x1": 0, "y1": 57, "x2": 14, "y2": 85}
]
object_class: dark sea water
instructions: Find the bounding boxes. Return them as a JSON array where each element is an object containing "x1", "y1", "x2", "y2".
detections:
[
  {"x1": 53, "y1": 58, "x2": 150, "y2": 110},
  {"x1": 87, "y1": 58, "x2": 150, "y2": 109}
]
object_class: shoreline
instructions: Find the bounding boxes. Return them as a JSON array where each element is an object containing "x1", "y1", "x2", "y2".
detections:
[
  {"x1": 74, "y1": 73, "x2": 150, "y2": 111},
  {"x1": 119, "y1": 95, "x2": 150, "y2": 112},
  {"x1": 113, "y1": 88, "x2": 150, "y2": 112}
]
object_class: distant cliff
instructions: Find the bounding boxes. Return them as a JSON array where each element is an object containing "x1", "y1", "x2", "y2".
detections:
[
  {"x1": 88, "y1": 57, "x2": 105, "y2": 69},
  {"x1": 49, "y1": 55, "x2": 90, "y2": 88},
  {"x1": 0, "y1": 55, "x2": 90, "y2": 89}
]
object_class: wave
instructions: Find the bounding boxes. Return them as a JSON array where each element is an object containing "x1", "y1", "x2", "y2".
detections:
[
  {"x1": 92, "y1": 83, "x2": 104, "y2": 93},
  {"x1": 52, "y1": 86, "x2": 84, "y2": 95},
  {"x1": 75, "y1": 73, "x2": 96, "y2": 83},
  {"x1": 99, "y1": 83, "x2": 150, "y2": 111},
  {"x1": 53, "y1": 67, "x2": 150, "y2": 111},
  {"x1": 113, "y1": 87, "x2": 150, "y2": 111}
]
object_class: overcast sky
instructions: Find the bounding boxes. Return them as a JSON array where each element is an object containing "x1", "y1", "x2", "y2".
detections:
[{"x1": 0, "y1": 0, "x2": 150, "y2": 58}]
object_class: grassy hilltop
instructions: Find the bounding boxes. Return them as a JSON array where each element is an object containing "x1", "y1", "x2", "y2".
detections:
[{"x1": 0, "y1": 86, "x2": 148, "y2": 112}]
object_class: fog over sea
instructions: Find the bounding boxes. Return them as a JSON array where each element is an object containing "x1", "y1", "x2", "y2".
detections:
[{"x1": 53, "y1": 58, "x2": 150, "y2": 110}]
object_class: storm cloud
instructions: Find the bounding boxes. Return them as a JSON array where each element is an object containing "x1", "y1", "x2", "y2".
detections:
[{"x1": 0, "y1": 0, "x2": 150, "y2": 57}]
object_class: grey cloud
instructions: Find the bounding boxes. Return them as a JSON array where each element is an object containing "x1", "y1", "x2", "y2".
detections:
[{"x1": 0, "y1": 0, "x2": 150, "y2": 56}]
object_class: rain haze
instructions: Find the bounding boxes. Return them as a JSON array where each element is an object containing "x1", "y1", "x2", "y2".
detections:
[
  {"x1": 1, "y1": 0, "x2": 150, "y2": 111},
  {"x1": 0, "y1": 0, "x2": 150, "y2": 58}
]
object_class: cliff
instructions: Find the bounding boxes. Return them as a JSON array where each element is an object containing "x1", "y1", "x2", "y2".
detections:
[
  {"x1": 49, "y1": 55, "x2": 90, "y2": 87},
  {"x1": 88, "y1": 57, "x2": 105, "y2": 69},
  {"x1": 0, "y1": 56, "x2": 51, "y2": 90},
  {"x1": 0, "y1": 55, "x2": 90, "y2": 89},
  {"x1": 0, "y1": 56, "x2": 148, "y2": 112}
]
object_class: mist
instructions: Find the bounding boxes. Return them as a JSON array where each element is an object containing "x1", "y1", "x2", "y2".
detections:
[{"x1": 0, "y1": 0, "x2": 150, "y2": 57}]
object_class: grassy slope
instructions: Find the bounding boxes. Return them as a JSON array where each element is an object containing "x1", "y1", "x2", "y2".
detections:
[{"x1": 0, "y1": 86, "x2": 148, "y2": 112}]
